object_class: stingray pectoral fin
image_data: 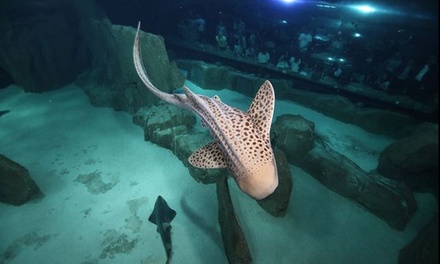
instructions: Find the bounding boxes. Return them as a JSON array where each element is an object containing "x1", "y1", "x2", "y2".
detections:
[
  {"x1": 188, "y1": 141, "x2": 228, "y2": 169},
  {"x1": 148, "y1": 212, "x2": 157, "y2": 225},
  {"x1": 164, "y1": 208, "x2": 177, "y2": 223}
]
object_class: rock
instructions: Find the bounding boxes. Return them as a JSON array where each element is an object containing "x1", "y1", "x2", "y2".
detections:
[
  {"x1": 257, "y1": 148, "x2": 293, "y2": 217},
  {"x1": 398, "y1": 213, "x2": 438, "y2": 264},
  {"x1": 267, "y1": 79, "x2": 294, "y2": 100},
  {"x1": 151, "y1": 125, "x2": 190, "y2": 150},
  {"x1": 133, "y1": 102, "x2": 227, "y2": 184},
  {"x1": 377, "y1": 122, "x2": 438, "y2": 193},
  {"x1": 351, "y1": 108, "x2": 417, "y2": 137},
  {"x1": 76, "y1": 20, "x2": 184, "y2": 113},
  {"x1": 287, "y1": 90, "x2": 358, "y2": 123},
  {"x1": 0, "y1": 67, "x2": 14, "y2": 89},
  {"x1": 141, "y1": 103, "x2": 195, "y2": 134},
  {"x1": 173, "y1": 133, "x2": 228, "y2": 184},
  {"x1": 289, "y1": 89, "x2": 417, "y2": 136},
  {"x1": 312, "y1": 95, "x2": 359, "y2": 123},
  {"x1": 224, "y1": 72, "x2": 258, "y2": 97},
  {"x1": 178, "y1": 59, "x2": 294, "y2": 100},
  {"x1": 178, "y1": 60, "x2": 232, "y2": 90},
  {"x1": 271, "y1": 114, "x2": 315, "y2": 161},
  {"x1": 0, "y1": 154, "x2": 40, "y2": 205},
  {"x1": 296, "y1": 142, "x2": 417, "y2": 230},
  {"x1": 216, "y1": 175, "x2": 252, "y2": 264},
  {"x1": 133, "y1": 102, "x2": 196, "y2": 149},
  {"x1": 0, "y1": 0, "x2": 100, "y2": 92}
]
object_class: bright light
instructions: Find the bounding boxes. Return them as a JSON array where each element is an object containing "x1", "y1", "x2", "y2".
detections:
[
  {"x1": 353, "y1": 32, "x2": 361, "y2": 38},
  {"x1": 281, "y1": 0, "x2": 295, "y2": 3},
  {"x1": 316, "y1": 4, "x2": 336, "y2": 9},
  {"x1": 353, "y1": 5, "x2": 376, "y2": 13}
]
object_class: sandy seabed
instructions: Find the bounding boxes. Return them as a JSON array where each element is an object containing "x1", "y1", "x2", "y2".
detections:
[{"x1": 0, "y1": 81, "x2": 437, "y2": 264}]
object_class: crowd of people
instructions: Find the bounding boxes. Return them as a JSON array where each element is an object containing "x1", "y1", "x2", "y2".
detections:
[{"x1": 175, "y1": 12, "x2": 438, "y2": 105}]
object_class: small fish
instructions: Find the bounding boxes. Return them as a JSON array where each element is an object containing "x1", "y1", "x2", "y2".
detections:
[
  {"x1": 149, "y1": 195, "x2": 176, "y2": 263},
  {"x1": 0, "y1": 110, "x2": 10, "y2": 117},
  {"x1": 133, "y1": 22, "x2": 278, "y2": 200}
]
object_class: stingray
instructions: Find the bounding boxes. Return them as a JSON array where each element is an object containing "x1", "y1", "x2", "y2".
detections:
[{"x1": 149, "y1": 195, "x2": 176, "y2": 264}]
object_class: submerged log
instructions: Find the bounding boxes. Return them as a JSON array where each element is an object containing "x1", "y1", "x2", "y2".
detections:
[
  {"x1": 296, "y1": 142, "x2": 417, "y2": 230},
  {"x1": 216, "y1": 175, "x2": 252, "y2": 264}
]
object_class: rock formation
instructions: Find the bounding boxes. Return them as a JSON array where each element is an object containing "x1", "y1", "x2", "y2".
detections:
[
  {"x1": 377, "y1": 122, "x2": 438, "y2": 194},
  {"x1": 398, "y1": 213, "x2": 438, "y2": 264},
  {"x1": 77, "y1": 20, "x2": 184, "y2": 113},
  {"x1": 0, "y1": 0, "x2": 102, "y2": 92},
  {"x1": 0, "y1": 154, "x2": 40, "y2": 205}
]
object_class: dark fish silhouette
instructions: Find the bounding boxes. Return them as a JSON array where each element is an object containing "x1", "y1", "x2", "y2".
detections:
[
  {"x1": 149, "y1": 195, "x2": 176, "y2": 263},
  {"x1": 0, "y1": 110, "x2": 10, "y2": 117}
]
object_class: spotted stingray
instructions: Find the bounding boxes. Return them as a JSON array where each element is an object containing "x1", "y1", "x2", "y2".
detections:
[{"x1": 133, "y1": 23, "x2": 278, "y2": 200}]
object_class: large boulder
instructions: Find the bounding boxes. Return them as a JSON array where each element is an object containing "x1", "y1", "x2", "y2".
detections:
[
  {"x1": 172, "y1": 133, "x2": 228, "y2": 184},
  {"x1": 133, "y1": 102, "x2": 196, "y2": 148},
  {"x1": 76, "y1": 20, "x2": 184, "y2": 113},
  {"x1": 177, "y1": 60, "x2": 232, "y2": 90},
  {"x1": 0, "y1": 154, "x2": 41, "y2": 205},
  {"x1": 0, "y1": 0, "x2": 103, "y2": 92},
  {"x1": 292, "y1": 92, "x2": 358, "y2": 123},
  {"x1": 398, "y1": 213, "x2": 438, "y2": 264},
  {"x1": 350, "y1": 109, "x2": 417, "y2": 137},
  {"x1": 271, "y1": 114, "x2": 315, "y2": 161},
  {"x1": 377, "y1": 122, "x2": 438, "y2": 193},
  {"x1": 0, "y1": 67, "x2": 14, "y2": 89}
]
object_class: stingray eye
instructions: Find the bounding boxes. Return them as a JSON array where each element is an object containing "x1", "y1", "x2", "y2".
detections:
[{"x1": 213, "y1": 95, "x2": 221, "y2": 101}]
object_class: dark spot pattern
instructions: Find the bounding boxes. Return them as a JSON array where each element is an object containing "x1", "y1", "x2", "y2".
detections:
[
  {"x1": 134, "y1": 29, "x2": 277, "y2": 197},
  {"x1": 185, "y1": 82, "x2": 276, "y2": 181},
  {"x1": 247, "y1": 80, "x2": 275, "y2": 139},
  {"x1": 189, "y1": 141, "x2": 226, "y2": 168}
]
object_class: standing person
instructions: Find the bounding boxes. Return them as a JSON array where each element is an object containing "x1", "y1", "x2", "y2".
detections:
[
  {"x1": 298, "y1": 28, "x2": 312, "y2": 52},
  {"x1": 194, "y1": 14, "x2": 206, "y2": 41},
  {"x1": 389, "y1": 58, "x2": 414, "y2": 95},
  {"x1": 408, "y1": 55, "x2": 438, "y2": 103},
  {"x1": 216, "y1": 31, "x2": 228, "y2": 51}
]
